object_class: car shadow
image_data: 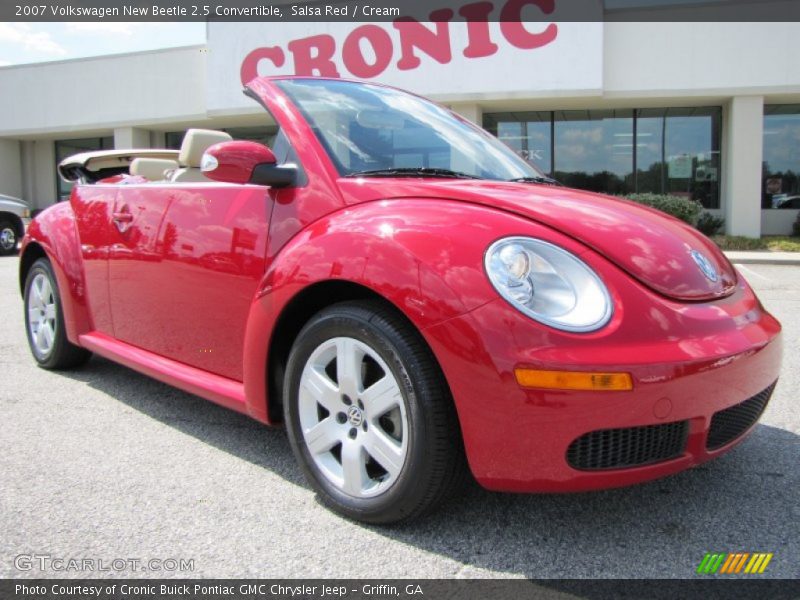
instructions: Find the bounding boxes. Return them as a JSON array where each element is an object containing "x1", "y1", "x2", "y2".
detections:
[
  {"x1": 60, "y1": 355, "x2": 306, "y2": 488},
  {"x1": 60, "y1": 356, "x2": 798, "y2": 578}
]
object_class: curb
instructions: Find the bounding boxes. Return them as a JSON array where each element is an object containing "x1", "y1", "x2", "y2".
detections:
[{"x1": 723, "y1": 254, "x2": 800, "y2": 266}]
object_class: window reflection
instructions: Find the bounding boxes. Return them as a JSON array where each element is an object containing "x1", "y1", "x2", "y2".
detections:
[
  {"x1": 763, "y1": 105, "x2": 800, "y2": 209},
  {"x1": 554, "y1": 109, "x2": 633, "y2": 195},
  {"x1": 486, "y1": 112, "x2": 552, "y2": 175},
  {"x1": 636, "y1": 108, "x2": 721, "y2": 209},
  {"x1": 485, "y1": 107, "x2": 722, "y2": 208}
]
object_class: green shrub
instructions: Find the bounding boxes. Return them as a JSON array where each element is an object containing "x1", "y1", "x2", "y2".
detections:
[
  {"x1": 696, "y1": 212, "x2": 725, "y2": 236},
  {"x1": 622, "y1": 193, "x2": 702, "y2": 226}
]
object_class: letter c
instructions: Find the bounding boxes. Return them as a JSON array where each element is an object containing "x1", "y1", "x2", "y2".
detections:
[
  {"x1": 240, "y1": 47, "x2": 286, "y2": 85},
  {"x1": 499, "y1": 0, "x2": 558, "y2": 50}
]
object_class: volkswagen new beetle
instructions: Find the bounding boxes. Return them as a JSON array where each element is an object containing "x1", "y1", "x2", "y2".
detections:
[{"x1": 20, "y1": 77, "x2": 782, "y2": 524}]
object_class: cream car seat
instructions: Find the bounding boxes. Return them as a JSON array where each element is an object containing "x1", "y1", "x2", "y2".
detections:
[
  {"x1": 170, "y1": 129, "x2": 233, "y2": 183},
  {"x1": 130, "y1": 158, "x2": 179, "y2": 181}
]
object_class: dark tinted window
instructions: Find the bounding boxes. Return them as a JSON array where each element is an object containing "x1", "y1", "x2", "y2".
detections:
[
  {"x1": 165, "y1": 126, "x2": 280, "y2": 151},
  {"x1": 763, "y1": 105, "x2": 800, "y2": 209},
  {"x1": 484, "y1": 106, "x2": 722, "y2": 208},
  {"x1": 55, "y1": 136, "x2": 113, "y2": 200},
  {"x1": 554, "y1": 109, "x2": 634, "y2": 195},
  {"x1": 636, "y1": 107, "x2": 721, "y2": 209},
  {"x1": 484, "y1": 111, "x2": 552, "y2": 176}
]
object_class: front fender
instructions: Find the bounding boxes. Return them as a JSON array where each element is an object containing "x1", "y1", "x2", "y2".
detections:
[
  {"x1": 242, "y1": 198, "x2": 580, "y2": 422},
  {"x1": 20, "y1": 203, "x2": 91, "y2": 344}
]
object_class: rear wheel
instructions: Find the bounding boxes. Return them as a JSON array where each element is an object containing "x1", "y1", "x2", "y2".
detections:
[
  {"x1": 24, "y1": 258, "x2": 91, "y2": 369},
  {"x1": 284, "y1": 301, "x2": 466, "y2": 524},
  {"x1": 0, "y1": 220, "x2": 18, "y2": 256}
]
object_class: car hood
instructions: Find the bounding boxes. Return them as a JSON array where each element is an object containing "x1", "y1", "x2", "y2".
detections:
[
  {"x1": 0, "y1": 195, "x2": 30, "y2": 209},
  {"x1": 337, "y1": 178, "x2": 737, "y2": 302}
]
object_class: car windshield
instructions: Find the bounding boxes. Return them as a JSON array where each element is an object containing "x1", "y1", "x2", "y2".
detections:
[{"x1": 275, "y1": 78, "x2": 546, "y2": 181}]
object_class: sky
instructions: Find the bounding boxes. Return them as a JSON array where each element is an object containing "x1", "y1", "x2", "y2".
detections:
[{"x1": 0, "y1": 23, "x2": 206, "y2": 67}]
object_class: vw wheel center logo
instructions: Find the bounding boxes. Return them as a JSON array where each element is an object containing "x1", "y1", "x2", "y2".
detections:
[
  {"x1": 690, "y1": 250, "x2": 719, "y2": 282},
  {"x1": 347, "y1": 405, "x2": 364, "y2": 427}
]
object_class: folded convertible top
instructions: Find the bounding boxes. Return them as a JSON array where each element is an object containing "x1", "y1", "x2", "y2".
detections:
[{"x1": 58, "y1": 149, "x2": 180, "y2": 183}]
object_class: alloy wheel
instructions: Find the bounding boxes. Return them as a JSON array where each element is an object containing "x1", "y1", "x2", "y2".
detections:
[
  {"x1": 27, "y1": 272, "x2": 57, "y2": 357},
  {"x1": 297, "y1": 336, "x2": 408, "y2": 498}
]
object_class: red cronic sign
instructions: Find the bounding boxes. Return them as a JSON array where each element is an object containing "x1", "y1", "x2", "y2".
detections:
[{"x1": 240, "y1": 0, "x2": 559, "y2": 84}]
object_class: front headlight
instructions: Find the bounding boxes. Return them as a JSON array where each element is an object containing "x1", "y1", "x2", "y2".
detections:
[{"x1": 485, "y1": 237, "x2": 612, "y2": 332}]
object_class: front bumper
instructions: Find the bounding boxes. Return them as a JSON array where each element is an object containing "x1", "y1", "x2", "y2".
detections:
[{"x1": 423, "y1": 268, "x2": 782, "y2": 493}]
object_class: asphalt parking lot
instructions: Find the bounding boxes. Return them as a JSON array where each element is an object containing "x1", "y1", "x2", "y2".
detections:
[{"x1": 1, "y1": 255, "x2": 798, "y2": 579}]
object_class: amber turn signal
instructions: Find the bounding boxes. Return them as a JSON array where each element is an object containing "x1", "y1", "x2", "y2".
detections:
[{"x1": 514, "y1": 368, "x2": 633, "y2": 391}]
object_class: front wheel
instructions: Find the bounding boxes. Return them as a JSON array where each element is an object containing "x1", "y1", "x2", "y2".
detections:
[
  {"x1": 24, "y1": 258, "x2": 91, "y2": 369},
  {"x1": 284, "y1": 301, "x2": 466, "y2": 524}
]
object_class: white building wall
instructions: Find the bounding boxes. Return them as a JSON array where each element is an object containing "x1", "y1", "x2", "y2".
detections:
[
  {"x1": 451, "y1": 104, "x2": 482, "y2": 126},
  {"x1": 22, "y1": 140, "x2": 56, "y2": 209},
  {"x1": 0, "y1": 46, "x2": 208, "y2": 137},
  {"x1": 762, "y1": 209, "x2": 799, "y2": 236},
  {"x1": 150, "y1": 131, "x2": 167, "y2": 148},
  {"x1": 603, "y1": 23, "x2": 800, "y2": 97},
  {"x1": 0, "y1": 139, "x2": 22, "y2": 199},
  {"x1": 33, "y1": 141, "x2": 56, "y2": 209},
  {"x1": 114, "y1": 127, "x2": 151, "y2": 149},
  {"x1": 724, "y1": 97, "x2": 764, "y2": 238}
]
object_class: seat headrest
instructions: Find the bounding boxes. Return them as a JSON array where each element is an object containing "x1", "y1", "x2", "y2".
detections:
[
  {"x1": 178, "y1": 129, "x2": 232, "y2": 168},
  {"x1": 130, "y1": 158, "x2": 179, "y2": 181}
]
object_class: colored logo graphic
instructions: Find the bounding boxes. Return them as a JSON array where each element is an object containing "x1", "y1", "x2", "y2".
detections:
[
  {"x1": 696, "y1": 552, "x2": 773, "y2": 575},
  {"x1": 690, "y1": 249, "x2": 719, "y2": 282}
]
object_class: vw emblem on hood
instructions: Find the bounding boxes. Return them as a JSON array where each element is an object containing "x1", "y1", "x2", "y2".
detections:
[{"x1": 690, "y1": 250, "x2": 718, "y2": 282}]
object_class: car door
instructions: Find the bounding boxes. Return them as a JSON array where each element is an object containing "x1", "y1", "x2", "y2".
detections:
[
  {"x1": 108, "y1": 180, "x2": 273, "y2": 382},
  {"x1": 72, "y1": 185, "x2": 120, "y2": 336}
]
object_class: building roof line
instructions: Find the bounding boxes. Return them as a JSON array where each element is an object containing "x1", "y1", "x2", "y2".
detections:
[{"x1": 0, "y1": 43, "x2": 207, "y2": 70}]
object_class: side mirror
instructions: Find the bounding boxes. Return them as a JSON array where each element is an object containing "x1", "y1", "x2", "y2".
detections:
[{"x1": 201, "y1": 141, "x2": 296, "y2": 187}]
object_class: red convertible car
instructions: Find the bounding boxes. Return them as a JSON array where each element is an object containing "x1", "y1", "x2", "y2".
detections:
[{"x1": 21, "y1": 77, "x2": 781, "y2": 524}]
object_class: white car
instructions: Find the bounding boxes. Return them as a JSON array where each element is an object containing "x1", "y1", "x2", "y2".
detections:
[
  {"x1": 776, "y1": 195, "x2": 800, "y2": 209},
  {"x1": 0, "y1": 194, "x2": 31, "y2": 255}
]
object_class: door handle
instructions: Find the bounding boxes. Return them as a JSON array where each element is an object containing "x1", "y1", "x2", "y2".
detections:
[{"x1": 112, "y1": 210, "x2": 133, "y2": 232}]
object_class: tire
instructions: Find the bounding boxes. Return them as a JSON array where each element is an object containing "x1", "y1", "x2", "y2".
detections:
[
  {"x1": 284, "y1": 300, "x2": 467, "y2": 524},
  {"x1": 0, "y1": 220, "x2": 18, "y2": 256},
  {"x1": 24, "y1": 258, "x2": 91, "y2": 369}
]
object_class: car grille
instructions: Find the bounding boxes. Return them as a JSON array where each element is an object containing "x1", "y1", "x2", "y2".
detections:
[
  {"x1": 567, "y1": 421, "x2": 688, "y2": 471},
  {"x1": 706, "y1": 382, "x2": 777, "y2": 450}
]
